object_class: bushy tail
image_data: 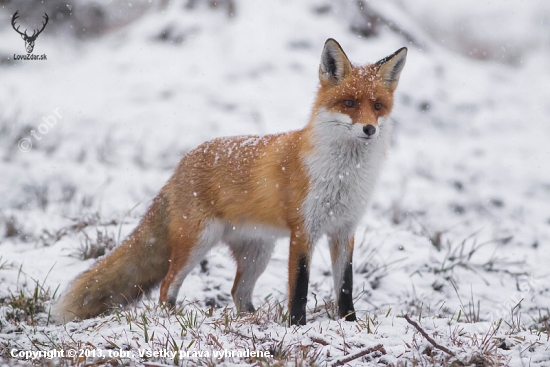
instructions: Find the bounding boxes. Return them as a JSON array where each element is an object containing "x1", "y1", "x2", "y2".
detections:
[{"x1": 53, "y1": 194, "x2": 171, "y2": 322}]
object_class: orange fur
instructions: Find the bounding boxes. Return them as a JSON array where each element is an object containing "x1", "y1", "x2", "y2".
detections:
[{"x1": 54, "y1": 39, "x2": 406, "y2": 324}]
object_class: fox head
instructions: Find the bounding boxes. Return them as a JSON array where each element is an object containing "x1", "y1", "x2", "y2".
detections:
[{"x1": 311, "y1": 39, "x2": 407, "y2": 142}]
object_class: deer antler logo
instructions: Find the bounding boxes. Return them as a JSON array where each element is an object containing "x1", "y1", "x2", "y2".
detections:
[{"x1": 12, "y1": 11, "x2": 49, "y2": 54}]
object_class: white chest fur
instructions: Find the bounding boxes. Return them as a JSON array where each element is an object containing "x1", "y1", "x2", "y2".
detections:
[{"x1": 302, "y1": 112, "x2": 390, "y2": 240}]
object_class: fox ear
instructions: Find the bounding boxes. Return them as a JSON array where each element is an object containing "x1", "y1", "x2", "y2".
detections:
[
  {"x1": 375, "y1": 47, "x2": 407, "y2": 91},
  {"x1": 319, "y1": 39, "x2": 352, "y2": 85}
]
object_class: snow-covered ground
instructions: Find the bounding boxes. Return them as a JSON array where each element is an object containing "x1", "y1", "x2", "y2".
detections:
[{"x1": 1, "y1": 0, "x2": 549, "y2": 365}]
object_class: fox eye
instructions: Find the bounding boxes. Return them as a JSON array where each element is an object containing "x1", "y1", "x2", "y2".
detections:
[
  {"x1": 374, "y1": 102, "x2": 382, "y2": 110},
  {"x1": 343, "y1": 100, "x2": 356, "y2": 108}
]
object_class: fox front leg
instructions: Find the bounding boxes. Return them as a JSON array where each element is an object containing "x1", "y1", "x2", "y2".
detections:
[
  {"x1": 329, "y1": 231, "x2": 356, "y2": 321},
  {"x1": 288, "y1": 228, "x2": 313, "y2": 325}
]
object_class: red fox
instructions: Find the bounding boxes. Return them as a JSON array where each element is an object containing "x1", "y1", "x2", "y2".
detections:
[{"x1": 54, "y1": 39, "x2": 407, "y2": 325}]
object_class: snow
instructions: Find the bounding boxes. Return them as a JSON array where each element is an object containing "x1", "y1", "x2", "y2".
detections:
[{"x1": 1, "y1": 0, "x2": 549, "y2": 366}]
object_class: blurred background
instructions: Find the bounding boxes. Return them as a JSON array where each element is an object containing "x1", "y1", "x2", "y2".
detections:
[
  {"x1": 0, "y1": 0, "x2": 549, "y2": 351},
  {"x1": 2, "y1": 0, "x2": 550, "y2": 62}
]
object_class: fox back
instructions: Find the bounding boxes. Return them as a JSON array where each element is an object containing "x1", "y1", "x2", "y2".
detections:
[{"x1": 54, "y1": 39, "x2": 406, "y2": 326}]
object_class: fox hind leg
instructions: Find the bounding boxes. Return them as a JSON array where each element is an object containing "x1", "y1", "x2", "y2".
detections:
[
  {"x1": 227, "y1": 238, "x2": 276, "y2": 313},
  {"x1": 159, "y1": 220, "x2": 223, "y2": 307}
]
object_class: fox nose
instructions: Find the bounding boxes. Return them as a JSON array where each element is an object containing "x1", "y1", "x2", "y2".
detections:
[{"x1": 363, "y1": 124, "x2": 376, "y2": 137}]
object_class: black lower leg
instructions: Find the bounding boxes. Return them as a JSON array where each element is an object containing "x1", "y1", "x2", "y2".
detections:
[
  {"x1": 166, "y1": 297, "x2": 177, "y2": 309},
  {"x1": 290, "y1": 256, "x2": 309, "y2": 325},
  {"x1": 338, "y1": 261, "x2": 356, "y2": 321}
]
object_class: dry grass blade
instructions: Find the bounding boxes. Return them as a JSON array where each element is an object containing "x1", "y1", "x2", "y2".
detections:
[
  {"x1": 404, "y1": 315, "x2": 456, "y2": 357},
  {"x1": 331, "y1": 344, "x2": 386, "y2": 366}
]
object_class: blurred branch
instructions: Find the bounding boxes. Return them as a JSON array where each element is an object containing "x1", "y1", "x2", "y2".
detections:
[
  {"x1": 184, "y1": 0, "x2": 236, "y2": 18},
  {"x1": 354, "y1": 0, "x2": 426, "y2": 49}
]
